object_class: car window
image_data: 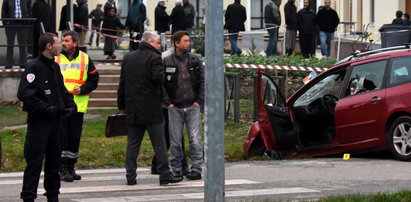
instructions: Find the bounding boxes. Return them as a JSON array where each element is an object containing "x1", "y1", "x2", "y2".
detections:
[
  {"x1": 261, "y1": 75, "x2": 284, "y2": 107},
  {"x1": 345, "y1": 60, "x2": 386, "y2": 96},
  {"x1": 389, "y1": 57, "x2": 411, "y2": 86},
  {"x1": 294, "y1": 71, "x2": 345, "y2": 107}
]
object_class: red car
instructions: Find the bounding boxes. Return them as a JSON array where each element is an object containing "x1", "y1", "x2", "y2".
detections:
[{"x1": 244, "y1": 46, "x2": 411, "y2": 161}]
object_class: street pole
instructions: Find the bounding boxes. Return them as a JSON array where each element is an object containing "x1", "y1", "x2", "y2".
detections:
[
  {"x1": 67, "y1": 0, "x2": 74, "y2": 30},
  {"x1": 204, "y1": 0, "x2": 225, "y2": 201}
]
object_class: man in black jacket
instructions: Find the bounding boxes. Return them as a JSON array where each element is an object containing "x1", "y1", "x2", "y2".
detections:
[
  {"x1": 224, "y1": 0, "x2": 246, "y2": 56},
  {"x1": 163, "y1": 31, "x2": 205, "y2": 180},
  {"x1": 315, "y1": 0, "x2": 339, "y2": 57},
  {"x1": 2, "y1": 0, "x2": 32, "y2": 69},
  {"x1": 182, "y1": 0, "x2": 195, "y2": 33},
  {"x1": 18, "y1": 33, "x2": 76, "y2": 202},
  {"x1": 74, "y1": 0, "x2": 89, "y2": 46},
  {"x1": 392, "y1": 10, "x2": 406, "y2": 25},
  {"x1": 155, "y1": 0, "x2": 170, "y2": 34},
  {"x1": 297, "y1": 0, "x2": 317, "y2": 58},
  {"x1": 170, "y1": 0, "x2": 185, "y2": 34},
  {"x1": 117, "y1": 31, "x2": 182, "y2": 186},
  {"x1": 264, "y1": 0, "x2": 281, "y2": 56},
  {"x1": 284, "y1": 0, "x2": 297, "y2": 56}
]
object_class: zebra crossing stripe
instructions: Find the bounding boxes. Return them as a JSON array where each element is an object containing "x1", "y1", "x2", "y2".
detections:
[{"x1": 73, "y1": 188, "x2": 321, "y2": 202}]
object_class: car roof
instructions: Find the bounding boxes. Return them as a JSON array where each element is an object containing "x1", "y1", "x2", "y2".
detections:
[{"x1": 336, "y1": 45, "x2": 411, "y2": 66}]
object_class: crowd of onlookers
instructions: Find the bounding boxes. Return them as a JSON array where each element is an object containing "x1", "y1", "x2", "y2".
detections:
[{"x1": 392, "y1": 10, "x2": 411, "y2": 26}]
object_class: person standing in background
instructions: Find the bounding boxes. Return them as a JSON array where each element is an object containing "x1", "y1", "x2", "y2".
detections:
[
  {"x1": 297, "y1": 0, "x2": 317, "y2": 58},
  {"x1": 88, "y1": 4, "x2": 104, "y2": 47},
  {"x1": 102, "y1": 8, "x2": 126, "y2": 59},
  {"x1": 74, "y1": 0, "x2": 89, "y2": 46},
  {"x1": 126, "y1": 0, "x2": 146, "y2": 51},
  {"x1": 315, "y1": 0, "x2": 339, "y2": 57},
  {"x1": 182, "y1": 0, "x2": 195, "y2": 34},
  {"x1": 224, "y1": 0, "x2": 246, "y2": 56},
  {"x1": 392, "y1": 10, "x2": 405, "y2": 25},
  {"x1": 284, "y1": 0, "x2": 298, "y2": 56},
  {"x1": 2, "y1": 0, "x2": 32, "y2": 69},
  {"x1": 170, "y1": 0, "x2": 185, "y2": 34},
  {"x1": 32, "y1": 0, "x2": 53, "y2": 58},
  {"x1": 155, "y1": 0, "x2": 170, "y2": 34},
  {"x1": 264, "y1": 0, "x2": 281, "y2": 56}
]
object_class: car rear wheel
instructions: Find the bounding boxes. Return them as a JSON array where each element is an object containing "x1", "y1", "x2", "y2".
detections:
[{"x1": 388, "y1": 116, "x2": 411, "y2": 161}]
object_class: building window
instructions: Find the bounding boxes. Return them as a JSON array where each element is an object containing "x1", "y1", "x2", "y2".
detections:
[{"x1": 250, "y1": 0, "x2": 271, "y2": 30}]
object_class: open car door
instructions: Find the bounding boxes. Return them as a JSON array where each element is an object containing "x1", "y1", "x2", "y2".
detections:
[{"x1": 257, "y1": 71, "x2": 297, "y2": 152}]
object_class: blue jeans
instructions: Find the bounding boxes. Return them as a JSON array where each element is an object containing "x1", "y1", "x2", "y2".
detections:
[
  {"x1": 169, "y1": 105, "x2": 203, "y2": 173},
  {"x1": 319, "y1": 31, "x2": 334, "y2": 57},
  {"x1": 229, "y1": 33, "x2": 241, "y2": 55},
  {"x1": 89, "y1": 24, "x2": 101, "y2": 46},
  {"x1": 266, "y1": 25, "x2": 279, "y2": 56}
]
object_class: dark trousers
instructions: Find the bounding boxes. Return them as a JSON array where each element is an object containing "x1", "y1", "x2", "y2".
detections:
[
  {"x1": 5, "y1": 24, "x2": 28, "y2": 66},
  {"x1": 299, "y1": 34, "x2": 316, "y2": 58},
  {"x1": 126, "y1": 122, "x2": 170, "y2": 174},
  {"x1": 21, "y1": 118, "x2": 62, "y2": 200},
  {"x1": 151, "y1": 109, "x2": 188, "y2": 172},
  {"x1": 61, "y1": 112, "x2": 84, "y2": 166}
]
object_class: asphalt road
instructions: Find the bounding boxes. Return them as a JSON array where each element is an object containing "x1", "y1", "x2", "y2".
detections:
[{"x1": 1, "y1": 156, "x2": 410, "y2": 202}]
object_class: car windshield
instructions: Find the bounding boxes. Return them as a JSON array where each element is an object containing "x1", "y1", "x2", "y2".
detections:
[{"x1": 294, "y1": 73, "x2": 344, "y2": 107}]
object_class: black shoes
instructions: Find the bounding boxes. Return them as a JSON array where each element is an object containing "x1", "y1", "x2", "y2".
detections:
[
  {"x1": 70, "y1": 168, "x2": 81, "y2": 180},
  {"x1": 60, "y1": 166, "x2": 74, "y2": 182},
  {"x1": 60, "y1": 165, "x2": 81, "y2": 182},
  {"x1": 159, "y1": 172, "x2": 183, "y2": 185},
  {"x1": 126, "y1": 169, "x2": 137, "y2": 185},
  {"x1": 46, "y1": 195, "x2": 59, "y2": 202},
  {"x1": 186, "y1": 171, "x2": 202, "y2": 180}
]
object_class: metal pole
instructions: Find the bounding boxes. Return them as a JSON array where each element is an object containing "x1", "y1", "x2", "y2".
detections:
[
  {"x1": 204, "y1": 0, "x2": 225, "y2": 201},
  {"x1": 69, "y1": 0, "x2": 74, "y2": 30}
]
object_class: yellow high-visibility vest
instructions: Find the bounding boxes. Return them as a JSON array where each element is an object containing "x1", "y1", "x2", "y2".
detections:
[{"x1": 55, "y1": 51, "x2": 90, "y2": 113}]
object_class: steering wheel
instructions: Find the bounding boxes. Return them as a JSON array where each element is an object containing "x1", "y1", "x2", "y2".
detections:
[{"x1": 321, "y1": 94, "x2": 338, "y2": 115}]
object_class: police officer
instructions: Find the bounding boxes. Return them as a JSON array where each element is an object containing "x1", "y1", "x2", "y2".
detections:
[
  {"x1": 18, "y1": 33, "x2": 76, "y2": 202},
  {"x1": 56, "y1": 31, "x2": 99, "y2": 182}
]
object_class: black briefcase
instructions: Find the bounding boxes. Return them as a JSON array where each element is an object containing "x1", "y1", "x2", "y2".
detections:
[{"x1": 105, "y1": 113, "x2": 128, "y2": 138}]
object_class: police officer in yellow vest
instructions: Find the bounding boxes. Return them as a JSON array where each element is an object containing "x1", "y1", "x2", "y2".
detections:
[{"x1": 56, "y1": 31, "x2": 99, "y2": 182}]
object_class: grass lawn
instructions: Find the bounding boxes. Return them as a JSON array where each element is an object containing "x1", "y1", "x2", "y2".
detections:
[{"x1": 0, "y1": 105, "x2": 249, "y2": 171}]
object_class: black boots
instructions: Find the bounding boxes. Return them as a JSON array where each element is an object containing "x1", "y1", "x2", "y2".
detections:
[
  {"x1": 60, "y1": 164, "x2": 81, "y2": 182},
  {"x1": 68, "y1": 165, "x2": 81, "y2": 180},
  {"x1": 126, "y1": 169, "x2": 137, "y2": 185},
  {"x1": 46, "y1": 195, "x2": 59, "y2": 202},
  {"x1": 159, "y1": 172, "x2": 183, "y2": 185},
  {"x1": 59, "y1": 165, "x2": 74, "y2": 182}
]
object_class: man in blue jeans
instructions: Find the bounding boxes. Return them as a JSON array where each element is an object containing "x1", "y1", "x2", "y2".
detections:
[
  {"x1": 264, "y1": 0, "x2": 282, "y2": 56},
  {"x1": 224, "y1": 0, "x2": 247, "y2": 56},
  {"x1": 88, "y1": 4, "x2": 104, "y2": 47},
  {"x1": 163, "y1": 31, "x2": 204, "y2": 180},
  {"x1": 315, "y1": 0, "x2": 339, "y2": 57}
]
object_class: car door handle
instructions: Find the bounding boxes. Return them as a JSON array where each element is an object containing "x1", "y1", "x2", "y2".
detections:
[{"x1": 369, "y1": 97, "x2": 382, "y2": 103}]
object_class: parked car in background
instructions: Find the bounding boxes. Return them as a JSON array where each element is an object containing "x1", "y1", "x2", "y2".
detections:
[{"x1": 245, "y1": 45, "x2": 411, "y2": 161}]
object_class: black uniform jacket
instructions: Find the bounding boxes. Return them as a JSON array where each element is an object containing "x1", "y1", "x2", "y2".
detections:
[
  {"x1": 117, "y1": 42, "x2": 164, "y2": 124},
  {"x1": 17, "y1": 54, "x2": 76, "y2": 120}
]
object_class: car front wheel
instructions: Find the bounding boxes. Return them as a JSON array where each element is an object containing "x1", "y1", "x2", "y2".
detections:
[{"x1": 388, "y1": 116, "x2": 411, "y2": 161}]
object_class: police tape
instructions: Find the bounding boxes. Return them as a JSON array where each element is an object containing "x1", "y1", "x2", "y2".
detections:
[
  {"x1": 1, "y1": 63, "x2": 327, "y2": 73},
  {"x1": 75, "y1": 24, "x2": 141, "y2": 43}
]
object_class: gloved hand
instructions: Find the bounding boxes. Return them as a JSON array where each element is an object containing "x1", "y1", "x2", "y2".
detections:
[
  {"x1": 45, "y1": 106, "x2": 57, "y2": 118},
  {"x1": 60, "y1": 107, "x2": 76, "y2": 119}
]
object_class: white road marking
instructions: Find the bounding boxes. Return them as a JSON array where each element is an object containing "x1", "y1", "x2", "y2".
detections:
[
  {"x1": 38, "y1": 180, "x2": 258, "y2": 194},
  {"x1": 0, "y1": 175, "x2": 156, "y2": 185},
  {"x1": 0, "y1": 168, "x2": 149, "y2": 178},
  {"x1": 73, "y1": 188, "x2": 320, "y2": 202}
]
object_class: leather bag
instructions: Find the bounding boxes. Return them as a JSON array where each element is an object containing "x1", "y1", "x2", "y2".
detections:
[{"x1": 105, "y1": 113, "x2": 128, "y2": 138}]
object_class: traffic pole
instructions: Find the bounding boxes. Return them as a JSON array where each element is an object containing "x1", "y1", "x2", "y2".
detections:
[{"x1": 204, "y1": 0, "x2": 225, "y2": 201}]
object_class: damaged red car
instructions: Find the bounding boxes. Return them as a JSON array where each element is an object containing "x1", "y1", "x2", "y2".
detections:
[{"x1": 244, "y1": 46, "x2": 411, "y2": 161}]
